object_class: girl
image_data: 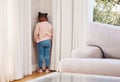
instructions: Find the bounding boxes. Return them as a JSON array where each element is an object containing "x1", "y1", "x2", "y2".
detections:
[{"x1": 34, "y1": 12, "x2": 53, "y2": 73}]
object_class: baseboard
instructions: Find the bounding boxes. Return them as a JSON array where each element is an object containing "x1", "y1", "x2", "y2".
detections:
[
  {"x1": 32, "y1": 64, "x2": 38, "y2": 72},
  {"x1": 32, "y1": 64, "x2": 56, "y2": 72}
]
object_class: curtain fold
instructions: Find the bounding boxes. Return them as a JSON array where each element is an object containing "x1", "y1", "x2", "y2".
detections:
[
  {"x1": 0, "y1": 0, "x2": 9, "y2": 81},
  {"x1": 51, "y1": 0, "x2": 62, "y2": 70},
  {"x1": 51, "y1": 0, "x2": 89, "y2": 70},
  {"x1": 0, "y1": 0, "x2": 32, "y2": 81},
  {"x1": 72, "y1": 0, "x2": 89, "y2": 49}
]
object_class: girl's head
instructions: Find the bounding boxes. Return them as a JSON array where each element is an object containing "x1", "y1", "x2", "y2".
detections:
[{"x1": 38, "y1": 12, "x2": 48, "y2": 22}]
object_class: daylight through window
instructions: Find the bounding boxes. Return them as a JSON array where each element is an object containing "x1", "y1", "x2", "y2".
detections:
[{"x1": 93, "y1": 0, "x2": 120, "y2": 26}]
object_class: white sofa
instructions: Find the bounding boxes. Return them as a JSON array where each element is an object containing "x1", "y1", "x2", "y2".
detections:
[{"x1": 59, "y1": 22, "x2": 120, "y2": 77}]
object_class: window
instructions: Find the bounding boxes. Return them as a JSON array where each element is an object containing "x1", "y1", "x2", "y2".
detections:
[{"x1": 93, "y1": 0, "x2": 120, "y2": 26}]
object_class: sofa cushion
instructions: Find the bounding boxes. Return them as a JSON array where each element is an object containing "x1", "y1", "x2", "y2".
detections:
[
  {"x1": 59, "y1": 58, "x2": 120, "y2": 76},
  {"x1": 85, "y1": 22, "x2": 120, "y2": 58},
  {"x1": 72, "y1": 46, "x2": 103, "y2": 58}
]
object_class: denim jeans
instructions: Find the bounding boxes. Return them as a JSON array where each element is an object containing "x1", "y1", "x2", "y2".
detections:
[{"x1": 37, "y1": 39, "x2": 51, "y2": 68}]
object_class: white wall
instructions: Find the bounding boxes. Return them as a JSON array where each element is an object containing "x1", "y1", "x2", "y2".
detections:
[
  {"x1": 39, "y1": 0, "x2": 52, "y2": 24},
  {"x1": 31, "y1": 0, "x2": 52, "y2": 71},
  {"x1": 31, "y1": 0, "x2": 40, "y2": 71}
]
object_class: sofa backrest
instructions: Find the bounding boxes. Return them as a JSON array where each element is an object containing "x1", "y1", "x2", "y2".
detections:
[{"x1": 85, "y1": 22, "x2": 120, "y2": 58}]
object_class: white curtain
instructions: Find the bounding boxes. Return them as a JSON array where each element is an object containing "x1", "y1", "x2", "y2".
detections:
[
  {"x1": 51, "y1": 0, "x2": 89, "y2": 70},
  {"x1": 0, "y1": 0, "x2": 32, "y2": 81}
]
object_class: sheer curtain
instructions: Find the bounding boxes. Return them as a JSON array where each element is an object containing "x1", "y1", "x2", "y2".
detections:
[
  {"x1": 51, "y1": 0, "x2": 89, "y2": 70},
  {"x1": 0, "y1": 0, "x2": 32, "y2": 81},
  {"x1": 0, "y1": 0, "x2": 9, "y2": 81}
]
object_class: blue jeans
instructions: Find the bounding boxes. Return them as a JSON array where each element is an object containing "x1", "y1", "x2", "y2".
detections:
[{"x1": 37, "y1": 39, "x2": 51, "y2": 68}]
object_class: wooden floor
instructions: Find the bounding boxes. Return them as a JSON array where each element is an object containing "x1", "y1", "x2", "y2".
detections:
[{"x1": 14, "y1": 71, "x2": 53, "y2": 82}]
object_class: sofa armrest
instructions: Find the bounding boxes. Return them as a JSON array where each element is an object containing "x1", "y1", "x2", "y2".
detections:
[{"x1": 72, "y1": 46, "x2": 103, "y2": 58}]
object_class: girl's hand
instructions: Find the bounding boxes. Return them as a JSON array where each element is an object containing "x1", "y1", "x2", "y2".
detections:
[{"x1": 34, "y1": 39, "x2": 37, "y2": 43}]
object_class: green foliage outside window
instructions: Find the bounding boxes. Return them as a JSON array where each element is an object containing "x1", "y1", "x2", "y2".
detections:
[{"x1": 93, "y1": 0, "x2": 120, "y2": 26}]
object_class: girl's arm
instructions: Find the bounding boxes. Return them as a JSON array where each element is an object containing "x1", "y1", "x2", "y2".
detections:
[{"x1": 34, "y1": 24, "x2": 39, "y2": 42}]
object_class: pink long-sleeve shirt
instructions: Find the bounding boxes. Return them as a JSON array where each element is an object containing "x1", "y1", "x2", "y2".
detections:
[{"x1": 34, "y1": 21, "x2": 53, "y2": 43}]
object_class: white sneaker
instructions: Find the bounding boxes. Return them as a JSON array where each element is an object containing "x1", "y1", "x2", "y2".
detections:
[
  {"x1": 39, "y1": 69, "x2": 43, "y2": 73},
  {"x1": 45, "y1": 69, "x2": 50, "y2": 73}
]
